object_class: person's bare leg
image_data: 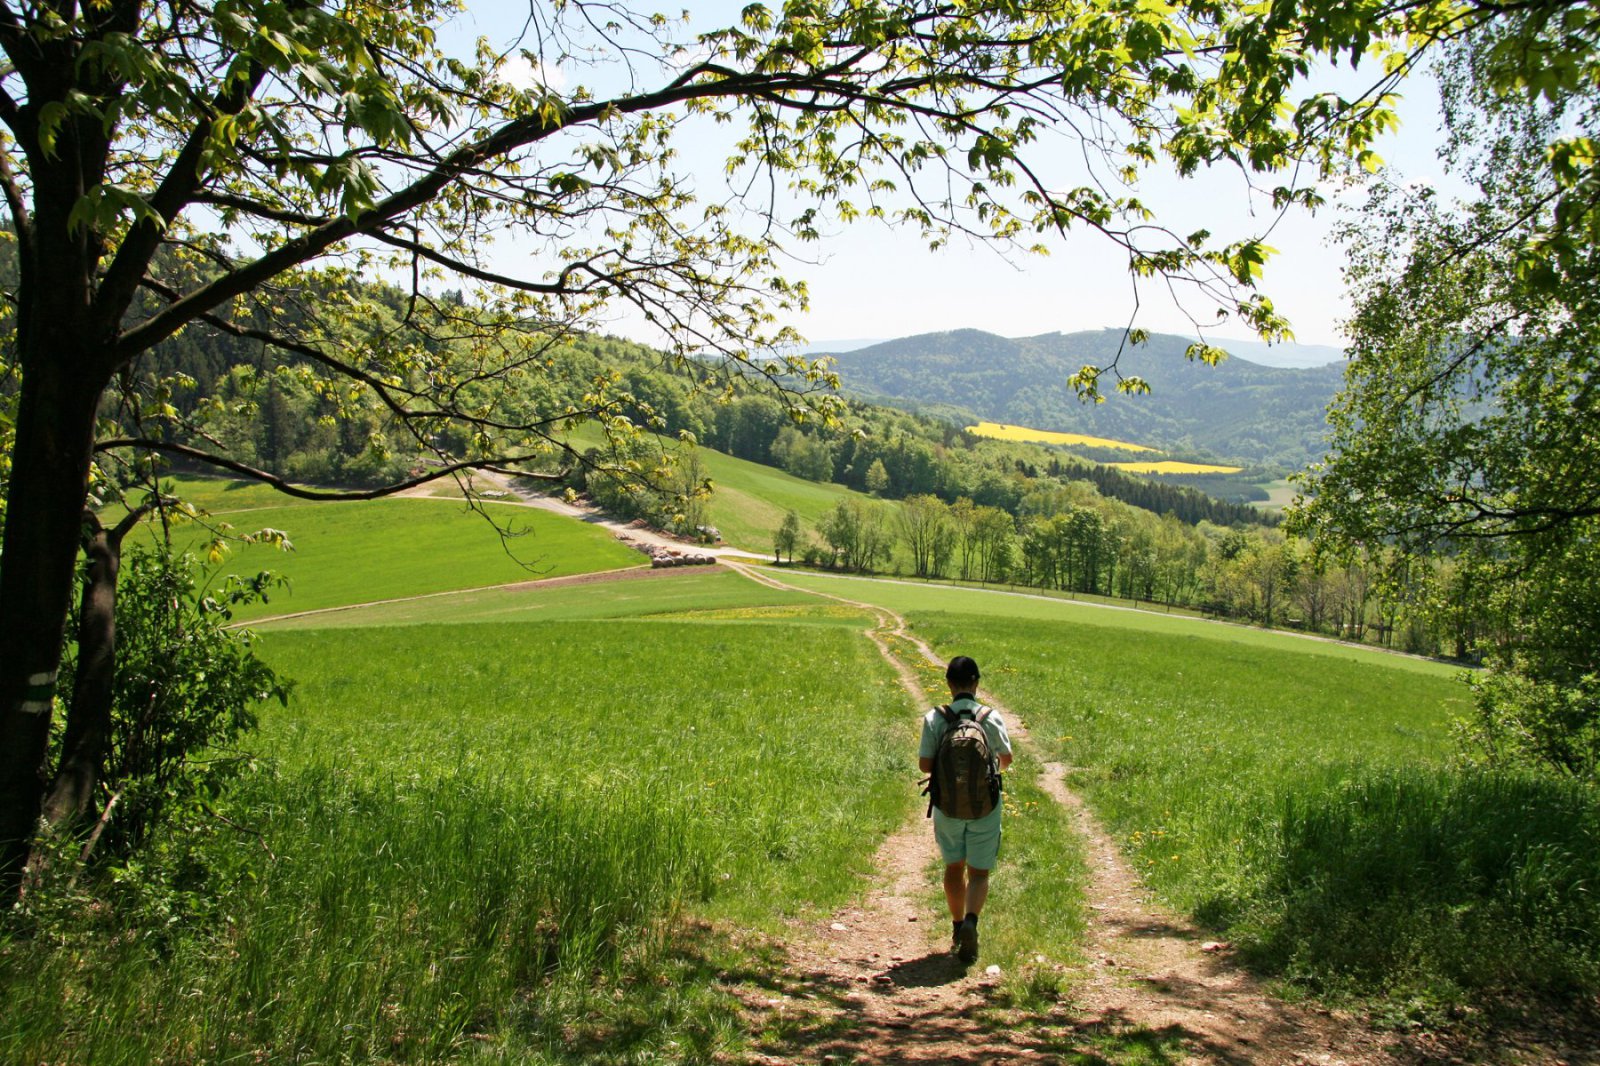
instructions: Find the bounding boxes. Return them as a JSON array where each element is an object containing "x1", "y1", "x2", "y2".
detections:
[
  {"x1": 943, "y1": 861, "x2": 967, "y2": 921},
  {"x1": 964, "y1": 866, "x2": 991, "y2": 917}
]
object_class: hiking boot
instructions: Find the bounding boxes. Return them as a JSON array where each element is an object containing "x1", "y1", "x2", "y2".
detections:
[{"x1": 956, "y1": 918, "x2": 979, "y2": 964}]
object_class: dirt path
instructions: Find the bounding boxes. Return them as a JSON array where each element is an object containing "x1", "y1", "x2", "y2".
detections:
[
  {"x1": 396, "y1": 470, "x2": 768, "y2": 560},
  {"x1": 725, "y1": 561, "x2": 1404, "y2": 1065}
]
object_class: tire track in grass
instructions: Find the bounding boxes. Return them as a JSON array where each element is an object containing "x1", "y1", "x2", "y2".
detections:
[{"x1": 727, "y1": 561, "x2": 1404, "y2": 1066}]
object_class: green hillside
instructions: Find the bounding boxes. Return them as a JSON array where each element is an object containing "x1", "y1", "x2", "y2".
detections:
[
  {"x1": 695, "y1": 444, "x2": 892, "y2": 554},
  {"x1": 826, "y1": 328, "x2": 1343, "y2": 468},
  {"x1": 125, "y1": 480, "x2": 644, "y2": 621}
]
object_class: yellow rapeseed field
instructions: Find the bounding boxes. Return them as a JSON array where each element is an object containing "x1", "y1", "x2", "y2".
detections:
[
  {"x1": 1109, "y1": 460, "x2": 1244, "y2": 474},
  {"x1": 967, "y1": 421, "x2": 1155, "y2": 452}
]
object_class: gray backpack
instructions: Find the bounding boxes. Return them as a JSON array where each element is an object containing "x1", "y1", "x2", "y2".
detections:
[{"x1": 925, "y1": 705, "x2": 1000, "y2": 820}]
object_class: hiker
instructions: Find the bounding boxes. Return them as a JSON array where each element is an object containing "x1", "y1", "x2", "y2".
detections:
[{"x1": 919, "y1": 655, "x2": 1012, "y2": 964}]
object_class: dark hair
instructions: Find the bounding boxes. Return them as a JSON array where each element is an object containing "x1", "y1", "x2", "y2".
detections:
[{"x1": 946, "y1": 655, "x2": 980, "y2": 685}]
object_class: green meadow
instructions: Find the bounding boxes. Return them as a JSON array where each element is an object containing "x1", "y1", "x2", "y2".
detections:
[
  {"x1": 770, "y1": 570, "x2": 1600, "y2": 1012},
  {"x1": 8, "y1": 492, "x2": 1598, "y2": 1063},
  {"x1": 692, "y1": 446, "x2": 888, "y2": 554},
  {"x1": 254, "y1": 568, "x2": 820, "y2": 628},
  {"x1": 124, "y1": 481, "x2": 643, "y2": 621},
  {"x1": 4, "y1": 605, "x2": 920, "y2": 1063}
]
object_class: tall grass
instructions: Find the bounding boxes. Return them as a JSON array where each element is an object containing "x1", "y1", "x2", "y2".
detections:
[
  {"x1": 1251, "y1": 769, "x2": 1600, "y2": 1003},
  {"x1": 0, "y1": 616, "x2": 917, "y2": 1063},
  {"x1": 904, "y1": 608, "x2": 1600, "y2": 1010}
]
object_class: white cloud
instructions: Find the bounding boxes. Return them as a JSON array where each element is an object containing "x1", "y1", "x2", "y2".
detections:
[{"x1": 500, "y1": 53, "x2": 567, "y2": 92}]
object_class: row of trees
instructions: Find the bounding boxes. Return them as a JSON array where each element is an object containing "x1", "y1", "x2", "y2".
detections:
[{"x1": 788, "y1": 492, "x2": 1491, "y2": 662}]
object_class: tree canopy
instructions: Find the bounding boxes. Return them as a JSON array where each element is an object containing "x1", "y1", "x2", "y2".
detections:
[
  {"x1": 1294, "y1": 6, "x2": 1600, "y2": 776},
  {"x1": 0, "y1": 0, "x2": 1539, "y2": 890}
]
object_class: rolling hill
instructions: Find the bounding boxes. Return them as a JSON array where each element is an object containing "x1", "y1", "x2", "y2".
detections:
[{"x1": 821, "y1": 328, "x2": 1346, "y2": 468}]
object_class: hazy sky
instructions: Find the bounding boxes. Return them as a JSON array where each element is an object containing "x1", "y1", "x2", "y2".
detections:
[{"x1": 457, "y1": 3, "x2": 1454, "y2": 351}]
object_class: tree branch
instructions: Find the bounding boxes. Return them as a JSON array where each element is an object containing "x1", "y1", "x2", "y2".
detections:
[
  {"x1": 92, "y1": 55, "x2": 274, "y2": 352},
  {"x1": 136, "y1": 276, "x2": 600, "y2": 434},
  {"x1": 93, "y1": 438, "x2": 568, "y2": 500}
]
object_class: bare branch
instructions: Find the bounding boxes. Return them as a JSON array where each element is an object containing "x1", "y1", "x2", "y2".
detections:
[{"x1": 93, "y1": 439, "x2": 569, "y2": 501}]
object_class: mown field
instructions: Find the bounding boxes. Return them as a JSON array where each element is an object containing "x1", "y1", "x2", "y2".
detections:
[{"x1": 120, "y1": 478, "x2": 645, "y2": 621}]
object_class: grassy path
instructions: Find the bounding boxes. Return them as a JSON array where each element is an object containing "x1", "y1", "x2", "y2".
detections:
[{"x1": 726, "y1": 561, "x2": 1404, "y2": 1065}]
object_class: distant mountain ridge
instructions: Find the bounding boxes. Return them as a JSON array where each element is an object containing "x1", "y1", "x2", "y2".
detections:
[
  {"x1": 821, "y1": 328, "x2": 1345, "y2": 468},
  {"x1": 806, "y1": 332, "x2": 1345, "y2": 369}
]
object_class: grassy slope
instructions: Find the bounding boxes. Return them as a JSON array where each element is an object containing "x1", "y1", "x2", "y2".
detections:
[
  {"x1": 693, "y1": 445, "x2": 894, "y2": 554},
  {"x1": 252, "y1": 568, "x2": 820, "y2": 628},
  {"x1": 6, "y1": 616, "x2": 921, "y2": 1065},
  {"x1": 53, "y1": 470, "x2": 1595, "y2": 1053},
  {"x1": 769, "y1": 570, "x2": 1600, "y2": 1012},
  {"x1": 129, "y1": 491, "x2": 643, "y2": 621}
]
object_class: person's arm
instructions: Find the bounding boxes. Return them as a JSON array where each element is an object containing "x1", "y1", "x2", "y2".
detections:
[
  {"x1": 986, "y1": 710, "x2": 1014, "y2": 771},
  {"x1": 917, "y1": 710, "x2": 940, "y2": 773}
]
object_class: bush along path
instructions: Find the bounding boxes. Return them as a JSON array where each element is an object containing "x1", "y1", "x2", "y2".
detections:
[{"x1": 725, "y1": 561, "x2": 1404, "y2": 1065}]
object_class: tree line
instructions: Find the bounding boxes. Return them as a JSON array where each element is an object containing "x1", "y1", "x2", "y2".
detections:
[{"x1": 784, "y1": 491, "x2": 1486, "y2": 662}]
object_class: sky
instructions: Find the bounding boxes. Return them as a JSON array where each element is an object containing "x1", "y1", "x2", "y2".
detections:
[{"x1": 452, "y1": 3, "x2": 1457, "y2": 353}]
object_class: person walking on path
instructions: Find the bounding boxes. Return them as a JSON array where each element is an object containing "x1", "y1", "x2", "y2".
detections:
[{"x1": 919, "y1": 655, "x2": 1013, "y2": 964}]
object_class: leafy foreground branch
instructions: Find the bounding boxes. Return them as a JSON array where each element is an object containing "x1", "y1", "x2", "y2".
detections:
[
  {"x1": 1296, "y1": 15, "x2": 1600, "y2": 780},
  {"x1": 0, "y1": 0, "x2": 1543, "y2": 892}
]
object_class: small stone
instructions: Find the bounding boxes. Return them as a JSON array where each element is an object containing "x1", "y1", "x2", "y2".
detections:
[
  {"x1": 985, "y1": 964, "x2": 1002, "y2": 976},
  {"x1": 1034, "y1": 954, "x2": 1047, "y2": 964},
  {"x1": 873, "y1": 974, "x2": 895, "y2": 985},
  {"x1": 891, "y1": 955, "x2": 904, "y2": 962},
  {"x1": 1201, "y1": 941, "x2": 1230, "y2": 953},
  {"x1": 854, "y1": 974, "x2": 868, "y2": 984},
  {"x1": 830, "y1": 923, "x2": 848, "y2": 932},
  {"x1": 907, "y1": 915, "x2": 918, "y2": 922}
]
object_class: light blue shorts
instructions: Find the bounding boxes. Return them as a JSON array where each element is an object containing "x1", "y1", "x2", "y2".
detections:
[{"x1": 932, "y1": 805, "x2": 1002, "y2": 869}]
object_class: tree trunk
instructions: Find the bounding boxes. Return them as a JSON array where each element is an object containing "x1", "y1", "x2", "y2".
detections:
[
  {"x1": 0, "y1": 357, "x2": 106, "y2": 896},
  {"x1": 40, "y1": 511, "x2": 125, "y2": 830}
]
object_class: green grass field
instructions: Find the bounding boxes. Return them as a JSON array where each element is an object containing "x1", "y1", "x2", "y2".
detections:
[
  {"x1": 125, "y1": 487, "x2": 644, "y2": 621},
  {"x1": 4, "y1": 613, "x2": 920, "y2": 1064},
  {"x1": 777, "y1": 572, "x2": 1599, "y2": 1015},
  {"x1": 691, "y1": 447, "x2": 891, "y2": 555},
  {"x1": 253, "y1": 567, "x2": 819, "y2": 628},
  {"x1": 13, "y1": 490, "x2": 1598, "y2": 1063},
  {"x1": 764, "y1": 568, "x2": 1460, "y2": 677}
]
